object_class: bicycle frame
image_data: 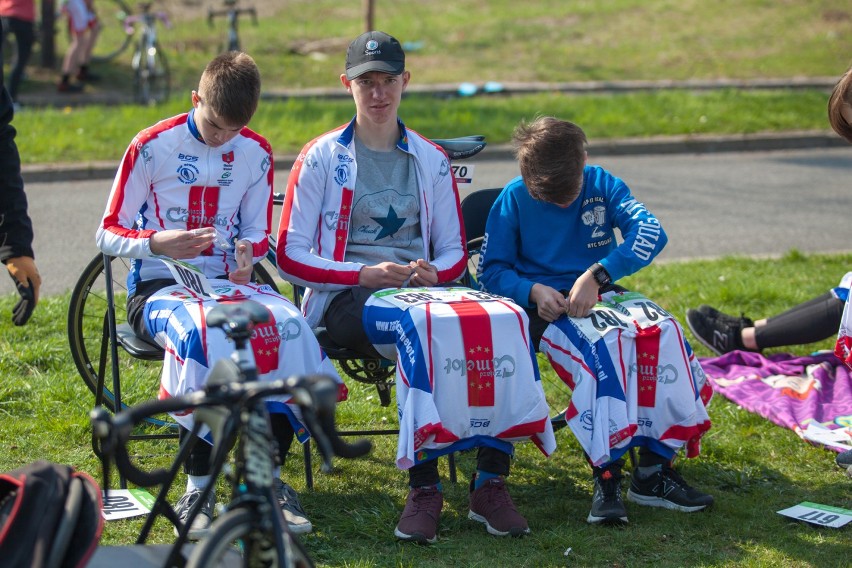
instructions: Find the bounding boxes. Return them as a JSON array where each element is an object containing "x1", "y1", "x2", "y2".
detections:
[
  {"x1": 127, "y1": 3, "x2": 171, "y2": 104},
  {"x1": 90, "y1": 300, "x2": 369, "y2": 567}
]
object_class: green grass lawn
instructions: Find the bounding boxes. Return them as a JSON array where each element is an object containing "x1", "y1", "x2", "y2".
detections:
[
  {"x1": 13, "y1": 88, "x2": 839, "y2": 165},
  {"x1": 10, "y1": 0, "x2": 852, "y2": 164},
  {"x1": 1, "y1": 252, "x2": 850, "y2": 567}
]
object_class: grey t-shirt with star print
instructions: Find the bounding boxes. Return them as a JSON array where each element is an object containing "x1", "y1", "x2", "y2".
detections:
[{"x1": 345, "y1": 138, "x2": 424, "y2": 266}]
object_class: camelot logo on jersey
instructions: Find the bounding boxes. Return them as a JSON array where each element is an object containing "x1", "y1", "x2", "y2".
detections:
[
  {"x1": 443, "y1": 354, "x2": 516, "y2": 380},
  {"x1": 629, "y1": 362, "x2": 679, "y2": 386}
]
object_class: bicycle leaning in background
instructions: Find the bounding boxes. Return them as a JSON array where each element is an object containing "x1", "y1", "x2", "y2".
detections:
[
  {"x1": 126, "y1": 1, "x2": 171, "y2": 105},
  {"x1": 208, "y1": 0, "x2": 257, "y2": 53}
]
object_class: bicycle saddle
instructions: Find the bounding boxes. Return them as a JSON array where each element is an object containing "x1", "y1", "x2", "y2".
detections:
[
  {"x1": 431, "y1": 135, "x2": 487, "y2": 160},
  {"x1": 207, "y1": 299, "x2": 269, "y2": 332}
]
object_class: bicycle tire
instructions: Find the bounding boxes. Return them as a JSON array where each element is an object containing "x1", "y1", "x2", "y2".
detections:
[
  {"x1": 68, "y1": 254, "x2": 280, "y2": 420},
  {"x1": 67, "y1": 254, "x2": 168, "y2": 424},
  {"x1": 186, "y1": 508, "x2": 313, "y2": 568},
  {"x1": 89, "y1": 0, "x2": 135, "y2": 63},
  {"x1": 134, "y1": 40, "x2": 170, "y2": 105}
]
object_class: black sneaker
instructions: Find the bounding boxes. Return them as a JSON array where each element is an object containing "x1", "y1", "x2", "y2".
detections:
[
  {"x1": 76, "y1": 70, "x2": 101, "y2": 82},
  {"x1": 587, "y1": 468, "x2": 628, "y2": 524},
  {"x1": 686, "y1": 308, "x2": 743, "y2": 355},
  {"x1": 173, "y1": 487, "x2": 216, "y2": 540},
  {"x1": 836, "y1": 449, "x2": 852, "y2": 469},
  {"x1": 57, "y1": 81, "x2": 84, "y2": 93},
  {"x1": 627, "y1": 466, "x2": 714, "y2": 512},
  {"x1": 697, "y1": 305, "x2": 754, "y2": 329}
]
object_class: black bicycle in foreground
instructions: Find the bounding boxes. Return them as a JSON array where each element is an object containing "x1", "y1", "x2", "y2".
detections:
[{"x1": 90, "y1": 299, "x2": 372, "y2": 567}]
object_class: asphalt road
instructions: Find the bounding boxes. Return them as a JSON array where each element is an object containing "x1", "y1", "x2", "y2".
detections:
[{"x1": 9, "y1": 146, "x2": 852, "y2": 299}]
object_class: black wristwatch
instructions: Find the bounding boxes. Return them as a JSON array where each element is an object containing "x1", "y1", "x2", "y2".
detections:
[{"x1": 588, "y1": 262, "x2": 612, "y2": 288}]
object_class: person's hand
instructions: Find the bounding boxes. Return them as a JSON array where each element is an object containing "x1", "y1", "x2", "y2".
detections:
[
  {"x1": 406, "y1": 259, "x2": 438, "y2": 287},
  {"x1": 564, "y1": 270, "x2": 600, "y2": 318},
  {"x1": 149, "y1": 227, "x2": 216, "y2": 259},
  {"x1": 228, "y1": 239, "x2": 253, "y2": 285},
  {"x1": 5, "y1": 256, "x2": 41, "y2": 326},
  {"x1": 530, "y1": 283, "x2": 569, "y2": 322},
  {"x1": 359, "y1": 261, "x2": 418, "y2": 288}
]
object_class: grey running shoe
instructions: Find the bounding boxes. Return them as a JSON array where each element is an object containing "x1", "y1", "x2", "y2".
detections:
[
  {"x1": 395, "y1": 485, "x2": 443, "y2": 544},
  {"x1": 686, "y1": 308, "x2": 742, "y2": 355},
  {"x1": 468, "y1": 476, "x2": 530, "y2": 537},
  {"x1": 627, "y1": 466, "x2": 714, "y2": 512},
  {"x1": 174, "y1": 487, "x2": 215, "y2": 540},
  {"x1": 587, "y1": 468, "x2": 628, "y2": 524},
  {"x1": 274, "y1": 479, "x2": 313, "y2": 535}
]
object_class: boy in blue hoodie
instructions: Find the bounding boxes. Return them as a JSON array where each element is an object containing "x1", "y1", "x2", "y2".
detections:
[{"x1": 478, "y1": 116, "x2": 714, "y2": 525}]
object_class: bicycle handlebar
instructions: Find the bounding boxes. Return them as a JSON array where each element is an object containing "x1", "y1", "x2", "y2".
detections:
[
  {"x1": 207, "y1": 6, "x2": 258, "y2": 25},
  {"x1": 91, "y1": 373, "x2": 371, "y2": 488}
]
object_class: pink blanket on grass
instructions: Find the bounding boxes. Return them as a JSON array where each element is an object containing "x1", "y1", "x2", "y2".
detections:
[{"x1": 700, "y1": 351, "x2": 852, "y2": 452}]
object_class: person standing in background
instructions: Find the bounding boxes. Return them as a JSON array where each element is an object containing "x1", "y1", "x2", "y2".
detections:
[
  {"x1": 0, "y1": 0, "x2": 36, "y2": 108},
  {"x1": 0, "y1": 26, "x2": 41, "y2": 325},
  {"x1": 58, "y1": 0, "x2": 101, "y2": 92}
]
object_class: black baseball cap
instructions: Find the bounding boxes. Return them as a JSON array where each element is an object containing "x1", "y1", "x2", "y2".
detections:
[{"x1": 345, "y1": 31, "x2": 405, "y2": 80}]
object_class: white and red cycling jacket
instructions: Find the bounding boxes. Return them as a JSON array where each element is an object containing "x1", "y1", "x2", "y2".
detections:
[
  {"x1": 96, "y1": 111, "x2": 274, "y2": 295},
  {"x1": 276, "y1": 117, "x2": 468, "y2": 328}
]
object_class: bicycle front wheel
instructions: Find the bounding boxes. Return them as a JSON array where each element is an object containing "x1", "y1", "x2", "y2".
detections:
[
  {"x1": 134, "y1": 40, "x2": 170, "y2": 105},
  {"x1": 90, "y1": 0, "x2": 135, "y2": 62},
  {"x1": 186, "y1": 508, "x2": 313, "y2": 568}
]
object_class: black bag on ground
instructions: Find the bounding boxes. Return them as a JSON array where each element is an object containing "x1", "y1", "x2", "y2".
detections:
[{"x1": 0, "y1": 460, "x2": 103, "y2": 568}]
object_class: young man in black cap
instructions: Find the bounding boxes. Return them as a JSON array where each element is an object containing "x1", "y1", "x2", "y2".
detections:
[{"x1": 277, "y1": 31, "x2": 533, "y2": 543}]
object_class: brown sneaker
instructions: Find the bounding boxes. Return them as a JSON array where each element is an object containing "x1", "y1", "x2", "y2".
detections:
[
  {"x1": 393, "y1": 485, "x2": 443, "y2": 544},
  {"x1": 468, "y1": 475, "x2": 530, "y2": 537}
]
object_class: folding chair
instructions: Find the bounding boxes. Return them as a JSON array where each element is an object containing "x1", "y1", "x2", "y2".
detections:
[{"x1": 459, "y1": 187, "x2": 502, "y2": 287}]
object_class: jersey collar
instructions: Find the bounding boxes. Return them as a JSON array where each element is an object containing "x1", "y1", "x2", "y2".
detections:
[{"x1": 187, "y1": 109, "x2": 206, "y2": 144}]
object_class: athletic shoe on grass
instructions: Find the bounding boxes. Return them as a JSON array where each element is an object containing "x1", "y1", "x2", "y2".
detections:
[
  {"x1": 394, "y1": 485, "x2": 443, "y2": 544},
  {"x1": 627, "y1": 466, "x2": 714, "y2": 512},
  {"x1": 274, "y1": 479, "x2": 313, "y2": 535},
  {"x1": 174, "y1": 487, "x2": 215, "y2": 540},
  {"x1": 686, "y1": 308, "x2": 746, "y2": 355},
  {"x1": 697, "y1": 305, "x2": 754, "y2": 329},
  {"x1": 468, "y1": 476, "x2": 530, "y2": 537},
  {"x1": 587, "y1": 468, "x2": 628, "y2": 524}
]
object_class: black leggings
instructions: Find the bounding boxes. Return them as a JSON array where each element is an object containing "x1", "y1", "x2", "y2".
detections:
[
  {"x1": 324, "y1": 287, "x2": 385, "y2": 359},
  {"x1": 754, "y1": 292, "x2": 844, "y2": 349},
  {"x1": 1, "y1": 17, "x2": 35, "y2": 102},
  {"x1": 181, "y1": 413, "x2": 295, "y2": 476}
]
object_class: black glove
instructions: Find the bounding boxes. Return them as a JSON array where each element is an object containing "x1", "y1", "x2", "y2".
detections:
[
  {"x1": 11, "y1": 276, "x2": 35, "y2": 326},
  {"x1": 6, "y1": 257, "x2": 40, "y2": 326}
]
